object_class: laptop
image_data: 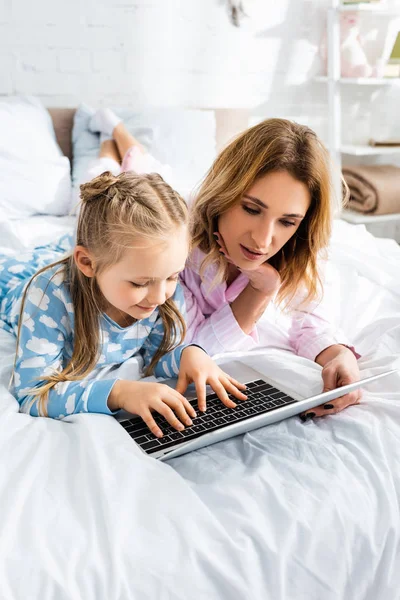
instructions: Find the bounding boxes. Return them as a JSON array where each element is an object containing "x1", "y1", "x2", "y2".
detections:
[{"x1": 115, "y1": 360, "x2": 396, "y2": 462}]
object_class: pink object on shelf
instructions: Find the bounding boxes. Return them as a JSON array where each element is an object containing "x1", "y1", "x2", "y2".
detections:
[{"x1": 320, "y1": 11, "x2": 374, "y2": 78}]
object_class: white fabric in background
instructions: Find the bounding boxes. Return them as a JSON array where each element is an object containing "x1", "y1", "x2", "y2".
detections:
[
  {"x1": 0, "y1": 97, "x2": 72, "y2": 219},
  {"x1": 0, "y1": 217, "x2": 399, "y2": 599},
  {"x1": 72, "y1": 103, "x2": 216, "y2": 205}
]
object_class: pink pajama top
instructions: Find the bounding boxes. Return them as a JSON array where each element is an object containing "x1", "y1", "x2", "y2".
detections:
[
  {"x1": 180, "y1": 248, "x2": 356, "y2": 360},
  {"x1": 123, "y1": 146, "x2": 357, "y2": 361}
]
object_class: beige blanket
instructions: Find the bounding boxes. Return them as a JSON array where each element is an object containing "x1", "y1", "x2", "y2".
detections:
[{"x1": 342, "y1": 165, "x2": 400, "y2": 215}]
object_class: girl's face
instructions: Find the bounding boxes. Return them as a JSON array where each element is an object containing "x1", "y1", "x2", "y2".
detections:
[
  {"x1": 218, "y1": 170, "x2": 311, "y2": 270},
  {"x1": 90, "y1": 226, "x2": 189, "y2": 325}
]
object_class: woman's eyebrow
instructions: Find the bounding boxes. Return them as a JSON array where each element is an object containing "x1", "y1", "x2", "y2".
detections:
[{"x1": 243, "y1": 194, "x2": 304, "y2": 218}]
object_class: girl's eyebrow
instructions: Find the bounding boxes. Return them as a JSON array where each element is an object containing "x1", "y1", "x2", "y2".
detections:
[
  {"x1": 243, "y1": 194, "x2": 304, "y2": 219},
  {"x1": 133, "y1": 269, "x2": 184, "y2": 281}
]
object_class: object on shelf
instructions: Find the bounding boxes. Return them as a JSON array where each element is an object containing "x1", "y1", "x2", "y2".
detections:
[
  {"x1": 342, "y1": 1, "x2": 382, "y2": 4},
  {"x1": 383, "y1": 63, "x2": 400, "y2": 76},
  {"x1": 382, "y1": 31, "x2": 400, "y2": 77},
  {"x1": 342, "y1": 164, "x2": 400, "y2": 214},
  {"x1": 369, "y1": 138, "x2": 400, "y2": 146},
  {"x1": 320, "y1": 11, "x2": 373, "y2": 77}
]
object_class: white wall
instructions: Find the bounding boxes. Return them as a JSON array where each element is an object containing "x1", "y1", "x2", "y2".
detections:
[
  {"x1": 1, "y1": 0, "x2": 399, "y2": 149},
  {"x1": 0, "y1": 0, "x2": 329, "y2": 131}
]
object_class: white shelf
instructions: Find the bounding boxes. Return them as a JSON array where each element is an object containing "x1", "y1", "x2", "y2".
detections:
[
  {"x1": 314, "y1": 76, "x2": 400, "y2": 85},
  {"x1": 341, "y1": 144, "x2": 400, "y2": 155},
  {"x1": 339, "y1": 3, "x2": 396, "y2": 13},
  {"x1": 341, "y1": 209, "x2": 400, "y2": 223}
]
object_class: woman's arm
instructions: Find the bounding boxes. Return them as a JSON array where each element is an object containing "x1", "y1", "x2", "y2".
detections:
[
  {"x1": 302, "y1": 344, "x2": 361, "y2": 418},
  {"x1": 180, "y1": 268, "x2": 259, "y2": 355},
  {"x1": 230, "y1": 284, "x2": 275, "y2": 334}
]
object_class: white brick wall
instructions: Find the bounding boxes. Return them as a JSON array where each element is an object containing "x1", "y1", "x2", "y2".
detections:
[
  {"x1": 0, "y1": 0, "x2": 328, "y2": 117},
  {"x1": 4, "y1": 0, "x2": 396, "y2": 149}
]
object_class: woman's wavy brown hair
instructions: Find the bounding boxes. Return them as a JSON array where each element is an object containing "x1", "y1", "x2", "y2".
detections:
[
  {"x1": 191, "y1": 118, "x2": 347, "y2": 309},
  {"x1": 15, "y1": 171, "x2": 188, "y2": 416}
]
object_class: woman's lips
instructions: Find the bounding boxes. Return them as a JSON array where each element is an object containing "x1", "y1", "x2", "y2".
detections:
[{"x1": 239, "y1": 244, "x2": 265, "y2": 261}]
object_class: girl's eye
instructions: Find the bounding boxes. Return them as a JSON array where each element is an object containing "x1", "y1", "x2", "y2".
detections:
[
  {"x1": 168, "y1": 276, "x2": 179, "y2": 282},
  {"x1": 131, "y1": 282, "x2": 148, "y2": 288},
  {"x1": 280, "y1": 220, "x2": 296, "y2": 228},
  {"x1": 243, "y1": 205, "x2": 260, "y2": 216}
]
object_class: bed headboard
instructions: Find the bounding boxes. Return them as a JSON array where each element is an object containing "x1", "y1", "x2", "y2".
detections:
[
  {"x1": 47, "y1": 107, "x2": 247, "y2": 161},
  {"x1": 48, "y1": 108, "x2": 76, "y2": 162}
]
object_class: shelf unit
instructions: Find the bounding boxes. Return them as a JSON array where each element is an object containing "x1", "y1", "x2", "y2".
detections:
[
  {"x1": 341, "y1": 144, "x2": 400, "y2": 155},
  {"x1": 339, "y1": 2, "x2": 396, "y2": 11},
  {"x1": 341, "y1": 209, "x2": 400, "y2": 240},
  {"x1": 321, "y1": 0, "x2": 400, "y2": 240},
  {"x1": 315, "y1": 75, "x2": 400, "y2": 85}
]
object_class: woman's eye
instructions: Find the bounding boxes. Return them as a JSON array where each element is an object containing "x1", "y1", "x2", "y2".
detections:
[
  {"x1": 280, "y1": 220, "x2": 296, "y2": 228},
  {"x1": 243, "y1": 205, "x2": 260, "y2": 215}
]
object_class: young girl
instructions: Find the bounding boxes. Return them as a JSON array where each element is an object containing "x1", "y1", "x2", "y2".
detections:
[
  {"x1": 87, "y1": 110, "x2": 361, "y2": 420},
  {"x1": 0, "y1": 170, "x2": 246, "y2": 438}
]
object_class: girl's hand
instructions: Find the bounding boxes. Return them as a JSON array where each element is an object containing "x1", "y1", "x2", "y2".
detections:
[
  {"x1": 108, "y1": 380, "x2": 197, "y2": 438},
  {"x1": 302, "y1": 345, "x2": 361, "y2": 420},
  {"x1": 214, "y1": 231, "x2": 280, "y2": 295},
  {"x1": 176, "y1": 346, "x2": 247, "y2": 412}
]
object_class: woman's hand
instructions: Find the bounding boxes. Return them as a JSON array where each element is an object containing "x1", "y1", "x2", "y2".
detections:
[
  {"x1": 176, "y1": 346, "x2": 247, "y2": 412},
  {"x1": 214, "y1": 231, "x2": 280, "y2": 295},
  {"x1": 108, "y1": 380, "x2": 197, "y2": 438},
  {"x1": 301, "y1": 345, "x2": 361, "y2": 420}
]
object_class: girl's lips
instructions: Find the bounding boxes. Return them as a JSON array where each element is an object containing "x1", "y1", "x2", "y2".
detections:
[
  {"x1": 136, "y1": 305, "x2": 157, "y2": 311},
  {"x1": 239, "y1": 244, "x2": 265, "y2": 261}
]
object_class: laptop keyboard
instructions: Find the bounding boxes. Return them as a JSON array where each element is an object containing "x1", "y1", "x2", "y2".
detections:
[{"x1": 120, "y1": 379, "x2": 297, "y2": 455}]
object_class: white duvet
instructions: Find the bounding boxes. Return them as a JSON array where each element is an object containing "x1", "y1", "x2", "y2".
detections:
[{"x1": 0, "y1": 217, "x2": 399, "y2": 600}]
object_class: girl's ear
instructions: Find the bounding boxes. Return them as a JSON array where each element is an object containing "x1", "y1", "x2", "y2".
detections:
[{"x1": 74, "y1": 245, "x2": 96, "y2": 278}]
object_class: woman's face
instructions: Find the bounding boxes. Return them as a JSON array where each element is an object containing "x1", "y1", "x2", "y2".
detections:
[{"x1": 217, "y1": 170, "x2": 311, "y2": 270}]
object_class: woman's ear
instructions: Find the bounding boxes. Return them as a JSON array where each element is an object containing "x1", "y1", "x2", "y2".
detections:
[{"x1": 74, "y1": 245, "x2": 96, "y2": 278}]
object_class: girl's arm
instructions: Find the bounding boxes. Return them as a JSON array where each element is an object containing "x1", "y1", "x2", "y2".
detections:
[
  {"x1": 140, "y1": 283, "x2": 201, "y2": 377},
  {"x1": 14, "y1": 273, "x2": 118, "y2": 418}
]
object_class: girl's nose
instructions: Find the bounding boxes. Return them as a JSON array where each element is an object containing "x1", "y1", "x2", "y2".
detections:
[{"x1": 146, "y1": 282, "x2": 167, "y2": 306}]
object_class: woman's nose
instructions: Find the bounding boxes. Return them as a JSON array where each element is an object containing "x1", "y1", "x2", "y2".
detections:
[{"x1": 253, "y1": 222, "x2": 274, "y2": 250}]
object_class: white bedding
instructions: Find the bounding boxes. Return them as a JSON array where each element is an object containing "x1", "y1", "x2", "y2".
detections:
[{"x1": 0, "y1": 217, "x2": 399, "y2": 600}]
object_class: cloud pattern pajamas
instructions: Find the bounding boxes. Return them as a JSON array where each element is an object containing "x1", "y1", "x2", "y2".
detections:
[{"x1": 0, "y1": 236, "x2": 188, "y2": 418}]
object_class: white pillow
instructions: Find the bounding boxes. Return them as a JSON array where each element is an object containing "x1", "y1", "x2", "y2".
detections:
[
  {"x1": 0, "y1": 96, "x2": 72, "y2": 220},
  {"x1": 72, "y1": 104, "x2": 216, "y2": 202}
]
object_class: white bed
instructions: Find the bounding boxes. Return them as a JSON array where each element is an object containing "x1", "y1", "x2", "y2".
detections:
[
  {"x1": 0, "y1": 213, "x2": 399, "y2": 600},
  {"x1": 1, "y1": 100, "x2": 400, "y2": 599}
]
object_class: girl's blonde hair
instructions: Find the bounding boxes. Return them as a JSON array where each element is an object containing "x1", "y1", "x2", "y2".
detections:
[
  {"x1": 191, "y1": 118, "x2": 346, "y2": 308},
  {"x1": 16, "y1": 171, "x2": 188, "y2": 416}
]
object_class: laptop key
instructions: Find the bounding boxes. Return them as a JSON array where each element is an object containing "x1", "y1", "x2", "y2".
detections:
[
  {"x1": 141, "y1": 440, "x2": 161, "y2": 451},
  {"x1": 203, "y1": 414, "x2": 214, "y2": 422},
  {"x1": 269, "y1": 391, "x2": 287, "y2": 399},
  {"x1": 133, "y1": 435, "x2": 149, "y2": 445},
  {"x1": 182, "y1": 429, "x2": 196, "y2": 437},
  {"x1": 224, "y1": 413, "x2": 237, "y2": 422},
  {"x1": 169, "y1": 431, "x2": 185, "y2": 441},
  {"x1": 192, "y1": 425, "x2": 206, "y2": 433},
  {"x1": 245, "y1": 381, "x2": 258, "y2": 389}
]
